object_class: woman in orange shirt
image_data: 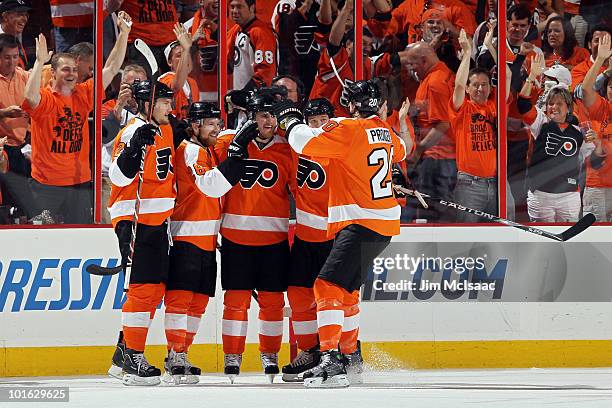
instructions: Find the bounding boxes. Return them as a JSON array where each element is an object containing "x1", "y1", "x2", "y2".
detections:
[{"x1": 541, "y1": 16, "x2": 590, "y2": 70}]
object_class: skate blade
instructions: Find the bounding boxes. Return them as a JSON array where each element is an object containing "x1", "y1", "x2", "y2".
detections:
[
  {"x1": 266, "y1": 374, "x2": 276, "y2": 384},
  {"x1": 347, "y1": 372, "x2": 363, "y2": 384},
  {"x1": 161, "y1": 372, "x2": 200, "y2": 385},
  {"x1": 227, "y1": 374, "x2": 237, "y2": 384},
  {"x1": 304, "y1": 374, "x2": 349, "y2": 388},
  {"x1": 281, "y1": 373, "x2": 303, "y2": 382},
  {"x1": 108, "y1": 364, "x2": 124, "y2": 380},
  {"x1": 122, "y1": 374, "x2": 161, "y2": 386}
]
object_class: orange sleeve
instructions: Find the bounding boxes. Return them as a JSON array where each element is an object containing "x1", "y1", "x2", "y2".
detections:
[
  {"x1": 426, "y1": 79, "x2": 452, "y2": 124},
  {"x1": 22, "y1": 88, "x2": 54, "y2": 119},
  {"x1": 79, "y1": 78, "x2": 95, "y2": 112},
  {"x1": 301, "y1": 119, "x2": 354, "y2": 159},
  {"x1": 249, "y1": 27, "x2": 278, "y2": 87},
  {"x1": 589, "y1": 94, "x2": 610, "y2": 122}
]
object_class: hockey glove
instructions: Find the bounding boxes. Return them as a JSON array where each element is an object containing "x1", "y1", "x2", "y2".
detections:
[
  {"x1": 227, "y1": 120, "x2": 258, "y2": 160},
  {"x1": 271, "y1": 100, "x2": 304, "y2": 131},
  {"x1": 392, "y1": 166, "x2": 407, "y2": 197},
  {"x1": 129, "y1": 123, "x2": 157, "y2": 149},
  {"x1": 224, "y1": 89, "x2": 251, "y2": 113}
]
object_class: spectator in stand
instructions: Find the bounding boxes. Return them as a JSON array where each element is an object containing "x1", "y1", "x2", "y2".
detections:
[
  {"x1": 0, "y1": 33, "x2": 36, "y2": 219},
  {"x1": 506, "y1": 4, "x2": 543, "y2": 221},
  {"x1": 227, "y1": 0, "x2": 278, "y2": 90},
  {"x1": 100, "y1": 64, "x2": 148, "y2": 224},
  {"x1": 541, "y1": 16, "x2": 589, "y2": 69},
  {"x1": 121, "y1": 0, "x2": 179, "y2": 74},
  {"x1": 572, "y1": 25, "x2": 612, "y2": 90},
  {"x1": 273, "y1": 75, "x2": 305, "y2": 106},
  {"x1": 450, "y1": 29, "x2": 499, "y2": 222},
  {"x1": 159, "y1": 23, "x2": 199, "y2": 120},
  {"x1": 402, "y1": 41, "x2": 456, "y2": 223},
  {"x1": 580, "y1": 32, "x2": 612, "y2": 221},
  {"x1": 273, "y1": 0, "x2": 321, "y2": 96},
  {"x1": 22, "y1": 13, "x2": 130, "y2": 224},
  {"x1": 0, "y1": 0, "x2": 31, "y2": 69},
  {"x1": 562, "y1": 0, "x2": 588, "y2": 47},
  {"x1": 418, "y1": 6, "x2": 461, "y2": 72},
  {"x1": 42, "y1": 42, "x2": 94, "y2": 87},
  {"x1": 186, "y1": 0, "x2": 219, "y2": 103},
  {"x1": 49, "y1": 0, "x2": 94, "y2": 52},
  {"x1": 517, "y1": 53, "x2": 601, "y2": 222}
]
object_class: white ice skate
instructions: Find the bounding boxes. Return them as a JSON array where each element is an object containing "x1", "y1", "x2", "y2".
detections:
[{"x1": 303, "y1": 350, "x2": 350, "y2": 388}]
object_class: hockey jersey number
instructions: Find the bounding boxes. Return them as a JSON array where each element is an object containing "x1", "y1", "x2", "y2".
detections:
[{"x1": 368, "y1": 148, "x2": 392, "y2": 199}]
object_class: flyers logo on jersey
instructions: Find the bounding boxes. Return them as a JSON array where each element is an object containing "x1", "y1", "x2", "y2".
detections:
[
  {"x1": 297, "y1": 157, "x2": 326, "y2": 190},
  {"x1": 545, "y1": 133, "x2": 578, "y2": 157},
  {"x1": 156, "y1": 147, "x2": 173, "y2": 180},
  {"x1": 240, "y1": 159, "x2": 279, "y2": 189},
  {"x1": 366, "y1": 128, "x2": 392, "y2": 144}
]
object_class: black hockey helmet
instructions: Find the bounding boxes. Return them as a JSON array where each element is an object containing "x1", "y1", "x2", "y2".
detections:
[
  {"x1": 188, "y1": 102, "x2": 221, "y2": 122},
  {"x1": 132, "y1": 80, "x2": 174, "y2": 102},
  {"x1": 303, "y1": 98, "x2": 335, "y2": 121},
  {"x1": 346, "y1": 79, "x2": 382, "y2": 115},
  {"x1": 246, "y1": 91, "x2": 276, "y2": 117}
]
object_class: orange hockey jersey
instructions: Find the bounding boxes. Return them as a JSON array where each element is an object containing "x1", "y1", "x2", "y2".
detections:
[
  {"x1": 108, "y1": 118, "x2": 176, "y2": 227},
  {"x1": 288, "y1": 116, "x2": 407, "y2": 237},
  {"x1": 171, "y1": 139, "x2": 226, "y2": 251},
  {"x1": 215, "y1": 130, "x2": 295, "y2": 246},
  {"x1": 293, "y1": 151, "x2": 332, "y2": 243}
]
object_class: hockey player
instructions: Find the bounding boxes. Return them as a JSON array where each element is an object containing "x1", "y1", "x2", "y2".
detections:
[
  {"x1": 272, "y1": 79, "x2": 409, "y2": 388},
  {"x1": 282, "y1": 98, "x2": 335, "y2": 382},
  {"x1": 107, "y1": 80, "x2": 176, "y2": 386},
  {"x1": 215, "y1": 91, "x2": 296, "y2": 383},
  {"x1": 162, "y1": 101, "x2": 251, "y2": 384}
]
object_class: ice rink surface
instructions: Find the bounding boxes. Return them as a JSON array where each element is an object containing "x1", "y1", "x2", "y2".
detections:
[{"x1": 2, "y1": 368, "x2": 612, "y2": 408}]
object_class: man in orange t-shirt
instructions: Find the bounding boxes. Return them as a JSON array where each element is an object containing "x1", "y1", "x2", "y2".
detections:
[
  {"x1": 159, "y1": 23, "x2": 200, "y2": 120},
  {"x1": 450, "y1": 30, "x2": 498, "y2": 223},
  {"x1": 402, "y1": 41, "x2": 456, "y2": 223},
  {"x1": 22, "y1": 16, "x2": 130, "y2": 223}
]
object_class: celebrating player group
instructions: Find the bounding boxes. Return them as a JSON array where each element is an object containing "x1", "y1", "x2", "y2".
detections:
[{"x1": 102, "y1": 74, "x2": 411, "y2": 389}]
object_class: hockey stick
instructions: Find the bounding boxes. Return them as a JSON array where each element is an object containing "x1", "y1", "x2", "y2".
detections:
[
  {"x1": 395, "y1": 186, "x2": 596, "y2": 241},
  {"x1": 87, "y1": 39, "x2": 160, "y2": 279}
]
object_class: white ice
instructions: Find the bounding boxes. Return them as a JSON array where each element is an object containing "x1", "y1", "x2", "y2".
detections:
[{"x1": 2, "y1": 368, "x2": 612, "y2": 408}]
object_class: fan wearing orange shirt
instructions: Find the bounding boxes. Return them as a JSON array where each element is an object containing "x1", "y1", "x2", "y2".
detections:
[
  {"x1": 227, "y1": 0, "x2": 278, "y2": 90},
  {"x1": 541, "y1": 16, "x2": 589, "y2": 70},
  {"x1": 450, "y1": 29, "x2": 498, "y2": 223},
  {"x1": 272, "y1": 79, "x2": 409, "y2": 388},
  {"x1": 215, "y1": 91, "x2": 295, "y2": 383},
  {"x1": 22, "y1": 16, "x2": 129, "y2": 224},
  {"x1": 572, "y1": 26, "x2": 611, "y2": 92},
  {"x1": 580, "y1": 32, "x2": 612, "y2": 221},
  {"x1": 402, "y1": 41, "x2": 456, "y2": 223},
  {"x1": 159, "y1": 23, "x2": 200, "y2": 120}
]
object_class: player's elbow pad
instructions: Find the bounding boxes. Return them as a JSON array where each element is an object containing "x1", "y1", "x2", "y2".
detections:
[{"x1": 517, "y1": 97, "x2": 532, "y2": 115}]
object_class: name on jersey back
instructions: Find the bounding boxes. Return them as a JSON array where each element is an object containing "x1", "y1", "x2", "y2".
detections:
[{"x1": 366, "y1": 128, "x2": 392, "y2": 144}]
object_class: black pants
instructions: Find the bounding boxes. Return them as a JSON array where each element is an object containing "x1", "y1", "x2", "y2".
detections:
[
  {"x1": 319, "y1": 224, "x2": 391, "y2": 292},
  {"x1": 31, "y1": 180, "x2": 92, "y2": 224}
]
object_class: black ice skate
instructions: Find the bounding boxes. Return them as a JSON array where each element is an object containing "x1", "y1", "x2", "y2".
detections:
[
  {"x1": 303, "y1": 350, "x2": 349, "y2": 388},
  {"x1": 161, "y1": 350, "x2": 200, "y2": 385},
  {"x1": 122, "y1": 348, "x2": 161, "y2": 386},
  {"x1": 282, "y1": 346, "x2": 321, "y2": 382},
  {"x1": 108, "y1": 331, "x2": 125, "y2": 380},
  {"x1": 261, "y1": 352, "x2": 279, "y2": 383},
  {"x1": 343, "y1": 340, "x2": 364, "y2": 384},
  {"x1": 224, "y1": 354, "x2": 242, "y2": 384}
]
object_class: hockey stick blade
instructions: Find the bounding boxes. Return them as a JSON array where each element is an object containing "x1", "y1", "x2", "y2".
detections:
[
  {"x1": 86, "y1": 264, "x2": 123, "y2": 276},
  {"x1": 134, "y1": 39, "x2": 159, "y2": 76},
  {"x1": 559, "y1": 212, "x2": 596, "y2": 241}
]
